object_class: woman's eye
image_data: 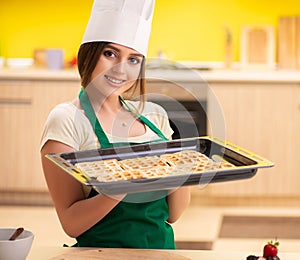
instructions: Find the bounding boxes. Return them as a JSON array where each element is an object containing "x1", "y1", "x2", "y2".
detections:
[
  {"x1": 103, "y1": 50, "x2": 116, "y2": 58},
  {"x1": 129, "y1": 57, "x2": 141, "y2": 65}
]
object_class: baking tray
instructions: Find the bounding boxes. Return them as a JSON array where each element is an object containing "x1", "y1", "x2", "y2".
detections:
[{"x1": 46, "y1": 136, "x2": 274, "y2": 195}]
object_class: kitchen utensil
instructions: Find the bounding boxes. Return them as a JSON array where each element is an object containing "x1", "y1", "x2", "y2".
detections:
[
  {"x1": 278, "y1": 16, "x2": 297, "y2": 69},
  {"x1": 296, "y1": 16, "x2": 300, "y2": 70},
  {"x1": 6, "y1": 58, "x2": 34, "y2": 69},
  {"x1": 240, "y1": 25, "x2": 275, "y2": 69},
  {"x1": 278, "y1": 16, "x2": 300, "y2": 70},
  {"x1": 224, "y1": 26, "x2": 233, "y2": 69},
  {"x1": 33, "y1": 49, "x2": 46, "y2": 68},
  {"x1": 46, "y1": 136, "x2": 274, "y2": 195},
  {"x1": 46, "y1": 49, "x2": 64, "y2": 70},
  {"x1": 9, "y1": 227, "x2": 24, "y2": 241},
  {"x1": 0, "y1": 228, "x2": 34, "y2": 260}
]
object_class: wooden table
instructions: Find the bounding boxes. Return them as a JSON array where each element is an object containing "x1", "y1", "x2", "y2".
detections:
[{"x1": 27, "y1": 246, "x2": 300, "y2": 260}]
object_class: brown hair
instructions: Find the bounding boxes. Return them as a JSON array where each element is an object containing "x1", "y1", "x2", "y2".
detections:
[{"x1": 77, "y1": 42, "x2": 146, "y2": 107}]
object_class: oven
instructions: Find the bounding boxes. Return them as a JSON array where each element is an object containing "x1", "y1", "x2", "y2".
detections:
[
  {"x1": 146, "y1": 77, "x2": 208, "y2": 140},
  {"x1": 151, "y1": 99, "x2": 207, "y2": 139}
]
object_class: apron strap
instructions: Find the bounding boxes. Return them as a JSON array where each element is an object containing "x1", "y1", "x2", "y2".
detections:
[
  {"x1": 79, "y1": 88, "x2": 168, "y2": 148},
  {"x1": 78, "y1": 88, "x2": 112, "y2": 148},
  {"x1": 119, "y1": 96, "x2": 168, "y2": 141}
]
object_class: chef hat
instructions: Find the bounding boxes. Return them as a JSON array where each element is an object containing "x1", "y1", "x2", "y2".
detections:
[{"x1": 82, "y1": 0, "x2": 155, "y2": 56}]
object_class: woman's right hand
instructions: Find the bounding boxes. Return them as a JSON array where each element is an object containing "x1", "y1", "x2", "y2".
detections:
[{"x1": 41, "y1": 140, "x2": 126, "y2": 238}]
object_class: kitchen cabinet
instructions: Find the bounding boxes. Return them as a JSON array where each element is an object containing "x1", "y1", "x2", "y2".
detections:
[
  {"x1": 0, "y1": 70, "x2": 208, "y2": 204},
  {"x1": 0, "y1": 81, "x2": 35, "y2": 190},
  {"x1": 202, "y1": 82, "x2": 300, "y2": 201},
  {"x1": 1, "y1": 69, "x2": 300, "y2": 206},
  {"x1": 0, "y1": 78, "x2": 79, "y2": 194}
]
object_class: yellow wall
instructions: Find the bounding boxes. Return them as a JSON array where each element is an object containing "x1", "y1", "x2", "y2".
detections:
[
  {"x1": 1, "y1": 0, "x2": 299, "y2": 62},
  {"x1": 0, "y1": 0, "x2": 93, "y2": 60}
]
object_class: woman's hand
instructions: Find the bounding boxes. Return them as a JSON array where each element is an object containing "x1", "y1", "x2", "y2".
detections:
[{"x1": 41, "y1": 140, "x2": 125, "y2": 238}]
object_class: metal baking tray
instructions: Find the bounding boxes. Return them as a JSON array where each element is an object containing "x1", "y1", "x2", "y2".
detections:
[{"x1": 46, "y1": 136, "x2": 274, "y2": 195}]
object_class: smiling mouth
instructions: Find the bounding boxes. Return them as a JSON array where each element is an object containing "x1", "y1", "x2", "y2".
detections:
[{"x1": 105, "y1": 75, "x2": 126, "y2": 85}]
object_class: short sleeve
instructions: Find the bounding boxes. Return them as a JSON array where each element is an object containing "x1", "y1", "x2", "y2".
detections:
[
  {"x1": 40, "y1": 103, "x2": 97, "y2": 151},
  {"x1": 142, "y1": 102, "x2": 174, "y2": 140}
]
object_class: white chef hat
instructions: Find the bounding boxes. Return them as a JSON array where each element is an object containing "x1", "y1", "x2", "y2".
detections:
[{"x1": 81, "y1": 0, "x2": 155, "y2": 56}]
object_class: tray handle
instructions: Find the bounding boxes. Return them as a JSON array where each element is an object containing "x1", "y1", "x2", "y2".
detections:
[
  {"x1": 205, "y1": 136, "x2": 274, "y2": 168},
  {"x1": 45, "y1": 154, "x2": 91, "y2": 184}
]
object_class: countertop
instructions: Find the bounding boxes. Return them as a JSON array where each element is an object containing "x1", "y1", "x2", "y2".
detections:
[
  {"x1": 27, "y1": 246, "x2": 300, "y2": 260},
  {"x1": 1, "y1": 67, "x2": 300, "y2": 83}
]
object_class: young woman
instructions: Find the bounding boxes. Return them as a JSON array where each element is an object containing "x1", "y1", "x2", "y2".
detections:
[{"x1": 40, "y1": 41, "x2": 190, "y2": 248}]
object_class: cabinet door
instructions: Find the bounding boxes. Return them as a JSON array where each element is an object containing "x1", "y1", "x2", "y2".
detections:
[
  {"x1": 0, "y1": 81, "x2": 35, "y2": 190},
  {"x1": 30, "y1": 80, "x2": 80, "y2": 191},
  {"x1": 0, "y1": 80, "x2": 80, "y2": 191},
  {"x1": 205, "y1": 83, "x2": 300, "y2": 196}
]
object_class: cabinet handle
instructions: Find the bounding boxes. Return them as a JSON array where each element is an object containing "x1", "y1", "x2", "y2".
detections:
[{"x1": 0, "y1": 98, "x2": 32, "y2": 106}]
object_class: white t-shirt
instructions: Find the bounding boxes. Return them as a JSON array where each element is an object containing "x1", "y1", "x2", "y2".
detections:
[{"x1": 40, "y1": 100, "x2": 173, "y2": 151}]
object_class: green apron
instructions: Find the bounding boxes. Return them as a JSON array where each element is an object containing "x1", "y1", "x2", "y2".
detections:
[{"x1": 76, "y1": 89, "x2": 175, "y2": 249}]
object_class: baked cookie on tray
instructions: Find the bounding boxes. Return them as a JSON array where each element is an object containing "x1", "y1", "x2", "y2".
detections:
[{"x1": 74, "y1": 150, "x2": 235, "y2": 182}]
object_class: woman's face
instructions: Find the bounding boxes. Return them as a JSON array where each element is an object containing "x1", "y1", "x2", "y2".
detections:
[{"x1": 90, "y1": 43, "x2": 144, "y2": 98}]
